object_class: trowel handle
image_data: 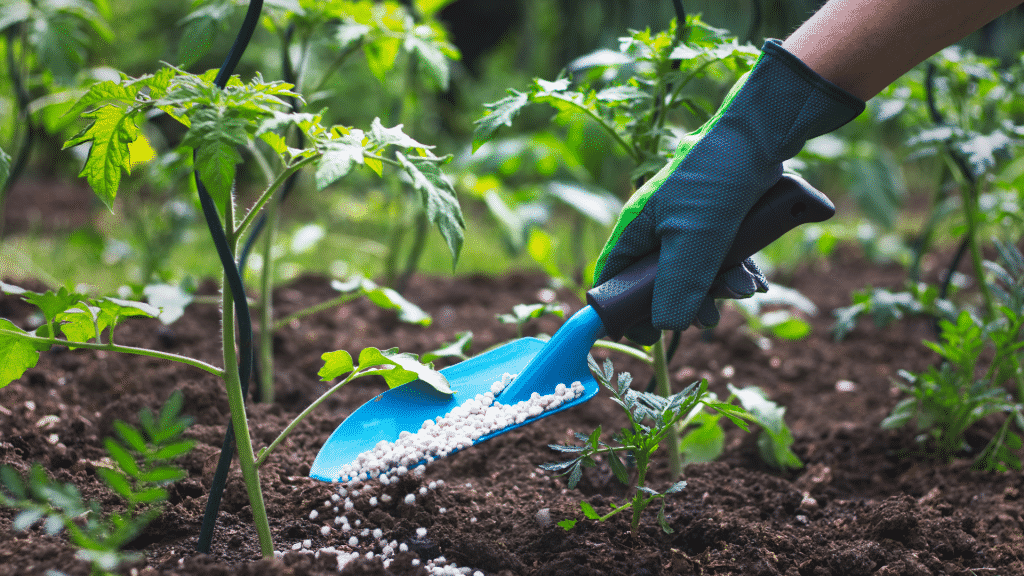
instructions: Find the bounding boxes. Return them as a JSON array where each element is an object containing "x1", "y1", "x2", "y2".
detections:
[{"x1": 586, "y1": 174, "x2": 835, "y2": 341}]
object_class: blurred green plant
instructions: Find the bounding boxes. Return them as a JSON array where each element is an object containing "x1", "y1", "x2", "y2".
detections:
[
  {"x1": 0, "y1": 0, "x2": 113, "y2": 235},
  {"x1": 0, "y1": 390, "x2": 195, "y2": 576},
  {"x1": 882, "y1": 241, "x2": 1024, "y2": 471}
]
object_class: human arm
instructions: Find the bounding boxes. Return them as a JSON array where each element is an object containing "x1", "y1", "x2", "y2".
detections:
[{"x1": 784, "y1": 0, "x2": 1024, "y2": 100}]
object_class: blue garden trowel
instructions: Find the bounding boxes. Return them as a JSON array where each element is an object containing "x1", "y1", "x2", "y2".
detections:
[{"x1": 310, "y1": 174, "x2": 834, "y2": 482}]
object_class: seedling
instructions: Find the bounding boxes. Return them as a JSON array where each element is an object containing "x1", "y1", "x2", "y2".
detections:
[
  {"x1": 545, "y1": 357, "x2": 752, "y2": 537},
  {"x1": 832, "y1": 283, "x2": 958, "y2": 341},
  {"x1": 497, "y1": 302, "x2": 565, "y2": 338},
  {"x1": 882, "y1": 242, "x2": 1024, "y2": 471},
  {"x1": 0, "y1": 390, "x2": 195, "y2": 576}
]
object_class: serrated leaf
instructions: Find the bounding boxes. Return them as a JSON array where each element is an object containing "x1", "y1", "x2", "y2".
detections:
[
  {"x1": 538, "y1": 461, "x2": 574, "y2": 472},
  {"x1": 473, "y1": 90, "x2": 530, "y2": 152},
  {"x1": 316, "y1": 134, "x2": 365, "y2": 190},
  {"x1": 143, "y1": 283, "x2": 193, "y2": 325},
  {"x1": 587, "y1": 426, "x2": 602, "y2": 449},
  {"x1": 319, "y1": 349, "x2": 355, "y2": 381},
  {"x1": 368, "y1": 118, "x2": 431, "y2": 151},
  {"x1": 657, "y1": 502, "x2": 674, "y2": 534},
  {"x1": 568, "y1": 462, "x2": 582, "y2": 489},
  {"x1": 608, "y1": 448, "x2": 628, "y2": 484},
  {"x1": 357, "y1": 347, "x2": 453, "y2": 394},
  {"x1": 548, "y1": 444, "x2": 586, "y2": 453},
  {"x1": 154, "y1": 439, "x2": 196, "y2": 461},
  {"x1": 406, "y1": 34, "x2": 450, "y2": 89},
  {"x1": 396, "y1": 152, "x2": 464, "y2": 263},
  {"x1": 361, "y1": 284, "x2": 432, "y2": 326},
  {"x1": 556, "y1": 519, "x2": 577, "y2": 530},
  {"x1": 64, "y1": 104, "x2": 141, "y2": 210},
  {"x1": 665, "y1": 480, "x2": 687, "y2": 494},
  {"x1": 0, "y1": 319, "x2": 43, "y2": 387},
  {"x1": 637, "y1": 486, "x2": 659, "y2": 496},
  {"x1": 182, "y1": 106, "x2": 247, "y2": 208},
  {"x1": 580, "y1": 501, "x2": 600, "y2": 520},
  {"x1": 496, "y1": 303, "x2": 564, "y2": 326},
  {"x1": 56, "y1": 305, "x2": 107, "y2": 344}
]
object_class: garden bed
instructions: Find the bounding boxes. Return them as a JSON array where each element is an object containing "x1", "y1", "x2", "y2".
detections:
[{"x1": 1, "y1": 247, "x2": 1022, "y2": 576}]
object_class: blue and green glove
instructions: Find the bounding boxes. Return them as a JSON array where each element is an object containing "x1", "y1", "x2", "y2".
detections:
[{"x1": 594, "y1": 39, "x2": 865, "y2": 345}]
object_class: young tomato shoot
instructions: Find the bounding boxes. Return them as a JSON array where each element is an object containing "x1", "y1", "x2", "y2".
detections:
[{"x1": 544, "y1": 357, "x2": 752, "y2": 537}]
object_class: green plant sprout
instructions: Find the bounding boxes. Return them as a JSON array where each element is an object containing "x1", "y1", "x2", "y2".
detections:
[
  {"x1": 496, "y1": 302, "x2": 565, "y2": 338},
  {"x1": 832, "y1": 283, "x2": 959, "y2": 341},
  {"x1": 882, "y1": 241, "x2": 1024, "y2": 471},
  {"x1": 0, "y1": 390, "x2": 196, "y2": 576},
  {"x1": 544, "y1": 356, "x2": 751, "y2": 537},
  {"x1": 0, "y1": 61, "x2": 461, "y2": 556},
  {"x1": 729, "y1": 284, "x2": 819, "y2": 342}
]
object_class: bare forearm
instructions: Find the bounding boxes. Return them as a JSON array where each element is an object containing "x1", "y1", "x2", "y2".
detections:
[{"x1": 784, "y1": 0, "x2": 1023, "y2": 100}]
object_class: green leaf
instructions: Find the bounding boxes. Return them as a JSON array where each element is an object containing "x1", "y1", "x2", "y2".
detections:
[
  {"x1": 396, "y1": 152, "x2": 465, "y2": 264},
  {"x1": 13, "y1": 509, "x2": 43, "y2": 531},
  {"x1": 580, "y1": 501, "x2": 600, "y2": 520},
  {"x1": 0, "y1": 465, "x2": 27, "y2": 500},
  {"x1": 318, "y1": 349, "x2": 355, "y2": 381},
  {"x1": 138, "y1": 467, "x2": 186, "y2": 485},
  {"x1": 657, "y1": 502, "x2": 674, "y2": 534},
  {"x1": 356, "y1": 347, "x2": 453, "y2": 394},
  {"x1": 405, "y1": 34, "x2": 450, "y2": 89},
  {"x1": 421, "y1": 331, "x2": 473, "y2": 363},
  {"x1": 131, "y1": 486, "x2": 168, "y2": 504},
  {"x1": 368, "y1": 118, "x2": 431, "y2": 151},
  {"x1": 316, "y1": 131, "x2": 366, "y2": 190},
  {"x1": 497, "y1": 303, "x2": 565, "y2": 326},
  {"x1": 154, "y1": 440, "x2": 197, "y2": 461},
  {"x1": 607, "y1": 448, "x2": 628, "y2": 484},
  {"x1": 56, "y1": 305, "x2": 107, "y2": 344},
  {"x1": 63, "y1": 104, "x2": 141, "y2": 210},
  {"x1": 95, "y1": 467, "x2": 134, "y2": 501},
  {"x1": 473, "y1": 90, "x2": 530, "y2": 152},
  {"x1": 22, "y1": 286, "x2": 87, "y2": 322},
  {"x1": 181, "y1": 106, "x2": 247, "y2": 208},
  {"x1": 333, "y1": 277, "x2": 432, "y2": 326},
  {"x1": 143, "y1": 283, "x2": 193, "y2": 325},
  {"x1": 727, "y1": 384, "x2": 801, "y2": 469},
  {"x1": 103, "y1": 438, "x2": 140, "y2": 477},
  {"x1": 679, "y1": 411, "x2": 725, "y2": 465},
  {"x1": 0, "y1": 319, "x2": 44, "y2": 387},
  {"x1": 665, "y1": 480, "x2": 687, "y2": 494},
  {"x1": 158, "y1": 390, "x2": 187, "y2": 433},
  {"x1": 113, "y1": 421, "x2": 147, "y2": 453},
  {"x1": 556, "y1": 519, "x2": 577, "y2": 531},
  {"x1": 587, "y1": 426, "x2": 602, "y2": 450}
]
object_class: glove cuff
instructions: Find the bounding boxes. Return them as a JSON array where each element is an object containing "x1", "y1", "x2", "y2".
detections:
[{"x1": 760, "y1": 38, "x2": 866, "y2": 138}]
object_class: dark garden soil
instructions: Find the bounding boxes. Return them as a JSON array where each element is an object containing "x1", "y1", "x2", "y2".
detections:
[{"x1": 2, "y1": 244, "x2": 1023, "y2": 576}]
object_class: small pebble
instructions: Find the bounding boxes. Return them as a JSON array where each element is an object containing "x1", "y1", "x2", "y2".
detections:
[
  {"x1": 321, "y1": 525, "x2": 331, "y2": 536},
  {"x1": 369, "y1": 497, "x2": 378, "y2": 507},
  {"x1": 419, "y1": 486, "x2": 428, "y2": 496},
  {"x1": 310, "y1": 510, "x2": 319, "y2": 520},
  {"x1": 302, "y1": 539, "x2": 312, "y2": 549},
  {"x1": 349, "y1": 536, "x2": 358, "y2": 547},
  {"x1": 535, "y1": 508, "x2": 551, "y2": 527},
  {"x1": 373, "y1": 528, "x2": 383, "y2": 539},
  {"x1": 416, "y1": 527, "x2": 427, "y2": 538},
  {"x1": 405, "y1": 494, "x2": 416, "y2": 505}
]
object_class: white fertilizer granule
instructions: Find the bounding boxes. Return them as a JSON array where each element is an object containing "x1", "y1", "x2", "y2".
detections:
[{"x1": 326, "y1": 374, "x2": 584, "y2": 482}]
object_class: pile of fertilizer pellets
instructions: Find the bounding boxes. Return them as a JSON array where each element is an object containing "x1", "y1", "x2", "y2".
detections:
[
  {"x1": 326, "y1": 373, "x2": 585, "y2": 483},
  {"x1": 277, "y1": 469, "x2": 486, "y2": 575}
]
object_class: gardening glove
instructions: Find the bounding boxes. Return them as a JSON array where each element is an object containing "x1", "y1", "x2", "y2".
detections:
[{"x1": 593, "y1": 39, "x2": 865, "y2": 345}]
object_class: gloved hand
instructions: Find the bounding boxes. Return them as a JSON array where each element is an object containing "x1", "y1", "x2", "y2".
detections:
[{"x1": 593, "y1": 39, "x2": 865, "y2": 345}]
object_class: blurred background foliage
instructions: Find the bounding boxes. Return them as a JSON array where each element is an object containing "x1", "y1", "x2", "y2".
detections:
[{"x1": 0, "y1": 0, "x2": 1022, "y2": 295}]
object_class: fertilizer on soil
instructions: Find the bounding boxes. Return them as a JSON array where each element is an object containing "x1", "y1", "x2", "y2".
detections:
[{"x1": 327, "y1": 373, "x2": 585, "y2": 483}]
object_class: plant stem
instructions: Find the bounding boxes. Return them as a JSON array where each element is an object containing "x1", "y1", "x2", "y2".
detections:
[
  {"x1": 220, "y1": 282, "x2": 274, "y2": 556},
  {"x1": 235, "y1": 154, "x2": 318, "y2": 239},
  {"x1": 257, "y1": 192, "x2": 280, "y2": 404},
  {"x1": 591, "y1": 339, "x2": 654, "y2": 365},
  {"x1": 272, "y1": 292, "x2": 361, "y2": 330},
  {"x1": 652, "y1": 335, "x2": 682, "y2": 478},
  {"x1": 959, "y1": 180, "x2": 996, "y2": 319},
  {"x1": 395, "y1": 209, "x2": 429, "y2": 294},
  {"x1": 0, "y1": 329, "x2": 225, "y2": 377},
  {"x1": 255, "y1": 371, "x2": 356, "y2": 467}
]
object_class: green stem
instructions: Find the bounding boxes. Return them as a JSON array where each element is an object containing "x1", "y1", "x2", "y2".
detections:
[
  {"x1": 272, "y1": 293, "x2": 361, "y2": 330},
  {"x1": 557, "y1": 96, "x2": 638, "y2": 162},
  {"x1": 595, "y1": 500, "x2": 633, "y2": 522},
  {"x1": 257, "y1": 192, "x2": 280, "y2": 404},
  {"x1": 255, "y1": 370, "x2": 356, "y2": 467},
  {"x1": 652, "y1": 335, "x2": 682, "y2": 478},
  {"x1": 395, "y1": 209, "x2": 429, "y2": 294},
  {"x1": 0, "y1": 329, "x2": 225, "y2": 377},
  {"x1": 220, "y1": 280, "x2": 274, "y2": 556},
  {"x1": 591, "y1": 340, "x2": 654, "y2": 365},
  {"x1": 234, "y1": 154, "x2": 318, "y2": 239}
]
